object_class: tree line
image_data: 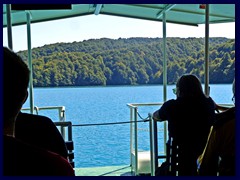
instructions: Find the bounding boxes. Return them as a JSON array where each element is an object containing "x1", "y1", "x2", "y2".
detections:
[{"x1": 17, "y1": 37, "x2": 235, "y2": 87}]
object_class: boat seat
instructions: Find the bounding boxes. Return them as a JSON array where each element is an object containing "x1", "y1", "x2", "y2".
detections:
[
  {"x1": 162, "y1": 136, "x2": 198, "y2": 176},
  {"x1": 155, "y1": 137, "x2": 179, "y2": 176},
  {"x1": 165, "y1": 137, "x2": 179, "y2": 176}
]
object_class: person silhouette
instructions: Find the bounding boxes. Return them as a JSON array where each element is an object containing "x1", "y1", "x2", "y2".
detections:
[
  {"x1": 153, "y1": 74, "x2": 216, "y2": 176},
  {"x1": 3, "y1": 47, "x2": 75, "y2": 176}
]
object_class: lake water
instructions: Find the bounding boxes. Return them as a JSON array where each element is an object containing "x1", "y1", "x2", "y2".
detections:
[{"x1": 22, "y1": 84, "x2": 233, "y2": 168}]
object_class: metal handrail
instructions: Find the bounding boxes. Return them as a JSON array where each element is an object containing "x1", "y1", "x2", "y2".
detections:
[{"x1": 127, "y1": 102, "x2": 164, "y2": 176}]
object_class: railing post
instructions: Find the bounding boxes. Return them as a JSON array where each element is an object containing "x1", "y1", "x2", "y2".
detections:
[
  {"x1": 59, "y1": 106, "x2": 66, "y2": 140},
  {"x1": 149, "y1": 113, "x2": 155, "y2": 176},
  {"x1": 149, "y1": 113, "x2": 159, "y2": 176},
  {"x1": 134, "y1": 107, "x2": 138, "y2": 176},
  {"x1": 130, "y1": 107, "x2": 133, "y2": 172},
  {"x1": 153, "y1": 119, "x2": 158, "y2": 170},
  {"x1": 68, "y1": 121, "x2": 72, "y2": 141}
]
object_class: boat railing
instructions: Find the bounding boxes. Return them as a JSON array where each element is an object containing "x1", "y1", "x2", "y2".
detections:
[{"x1": 127, "y1": 102, "x2": 165, "y2": 176}]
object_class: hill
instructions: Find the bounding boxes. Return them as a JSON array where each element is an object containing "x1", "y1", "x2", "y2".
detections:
[{"x1": 17, "y1": 37, "x2": 235, "y2": 87}]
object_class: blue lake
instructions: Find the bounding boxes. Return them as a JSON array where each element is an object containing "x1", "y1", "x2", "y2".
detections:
[{"x1": 22, "y1": 84, "x2": 233, "y2": 168}]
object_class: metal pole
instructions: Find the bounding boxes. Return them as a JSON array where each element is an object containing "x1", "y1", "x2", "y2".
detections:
[
  {"x1": 130, "y1": 107, "x2": 133, "y2": 172},
  {"x1": 149, "y1": 115, "x2": 154, "y2": 176},
  {"x1": 59, "y1": 106, "x2": 66, "y2": 139},
  {"x1": 149, "y1": 114, "x2": 156, "y2": 176},
  {"x1": 26, "y1": 11, "x2": 34, "y2": 114},
  {"x1": 68, "y1": 122, "x2": 73, "y2": 141},
  {"x1": 163, "y1": 12, "x2": 167, "y2": 102},
  {"x1": 6, "y1": 4, "x2": 13, "y2": 50},
  {"x1": 204, "y1": 4, "x2": 210, "y2": 96},
  {"x1": 134, "y1": 107, "x2": 138, "y2": 175},
  {"x1": 162, "y1": 12, "x2": 168, "y2": 154},
  {"x1": 153, "y1": 120, "x2": 158, "y2": 169}
]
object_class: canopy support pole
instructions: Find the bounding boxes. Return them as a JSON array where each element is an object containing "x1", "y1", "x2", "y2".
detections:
[
  {"x1": 163, "y1": 13, "x2": 167, "y2": 102},
  {"x1": 94, "y1": 4, "x2": 102, "y2": 15},
  {"x1": 204, "y1": 4, "x2": 210, "y2": 96},
  {"x1": 6, "y1": 4, "x2": 13, "y2": 50},
  {"x1": 26, "y1": 11, "x2": 34, "y2": 114},
  {"x1": 162, "y1": 11, "x2": 168, "y2": 157}
]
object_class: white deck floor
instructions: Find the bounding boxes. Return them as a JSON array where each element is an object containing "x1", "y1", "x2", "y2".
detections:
[{"x1": 74, "y1": 165, "x2": 133, "y2": 176}]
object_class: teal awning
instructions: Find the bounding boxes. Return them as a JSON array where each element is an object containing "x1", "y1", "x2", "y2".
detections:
[{"x1": 3, "y1": 4, "x2": 235, "y2": 27}]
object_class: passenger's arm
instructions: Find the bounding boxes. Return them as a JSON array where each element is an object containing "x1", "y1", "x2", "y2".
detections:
[
  {"x1": 153, "y1": 101, "x2": 171, "y2": 121},
  {"x1": 153, "y1": 110, "x2": 161, "y2": 121}
]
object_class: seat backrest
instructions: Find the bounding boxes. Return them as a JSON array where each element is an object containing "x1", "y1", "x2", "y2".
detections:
[
  {"x1": 15, "y1": 112, "x2": 68, "y2": 159},
  {"x1": 166, "y1": 136, "x2": 200, "y2": 176},
  {"x1": 166, "y1": 137, "x2": 179, "y2": 176}
]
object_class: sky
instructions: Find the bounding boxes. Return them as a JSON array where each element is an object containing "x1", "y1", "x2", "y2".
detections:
[{"x1": 3, "y1": 14, "x2": 235, "y2": 52}]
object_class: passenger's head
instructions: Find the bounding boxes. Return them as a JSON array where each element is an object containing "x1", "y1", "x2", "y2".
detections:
[
  {"x1": 3, "y1": 47, "x2": 30, "y2": 128},
  {"x1": 176, "y1": 74, "x2": 204, "y2": 98}
]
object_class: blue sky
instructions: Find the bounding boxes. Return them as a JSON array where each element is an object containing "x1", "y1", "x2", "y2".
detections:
[{"x1": 3, "y1": 14, "x2": 235, "y2": 52}]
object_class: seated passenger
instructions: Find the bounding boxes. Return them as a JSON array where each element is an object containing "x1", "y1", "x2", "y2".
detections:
[
  {"x1": 198, "y1": 79, "x2": 235, "y2": 176},
  {"x1": 3, "y1": 47, "x2": 74, "y2": 176},
  {"x1": 15, "y1": 112, "x2": 68, "y2": 159},
  {"x1": 153, "y1": 74, "x2": 216, "y2": 176},
  {"x1": 4, "y1": 135, "x2": 74, "y2": 176}
]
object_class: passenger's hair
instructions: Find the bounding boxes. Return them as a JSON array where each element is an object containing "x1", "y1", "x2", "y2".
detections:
[
  {"x1": 176, "y1": 74, "x2": 205, "y2": 98},
  {"x1": 3, "y1": 47, "x2": 30, "y2": 122}
]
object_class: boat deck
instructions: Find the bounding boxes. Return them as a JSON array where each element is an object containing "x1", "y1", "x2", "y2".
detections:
[{"x1": 74, "y1": 165, "x2": 134, "y2": 176}]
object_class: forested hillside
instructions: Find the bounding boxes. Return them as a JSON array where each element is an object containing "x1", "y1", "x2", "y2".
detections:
[{"x1": 17, "y1": 37, "x2": 235, "y2": 87}]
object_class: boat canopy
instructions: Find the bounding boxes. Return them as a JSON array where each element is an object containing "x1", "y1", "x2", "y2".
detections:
[{"x1": 3, "y1": 4, "x2": 235, "y2": 28}]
